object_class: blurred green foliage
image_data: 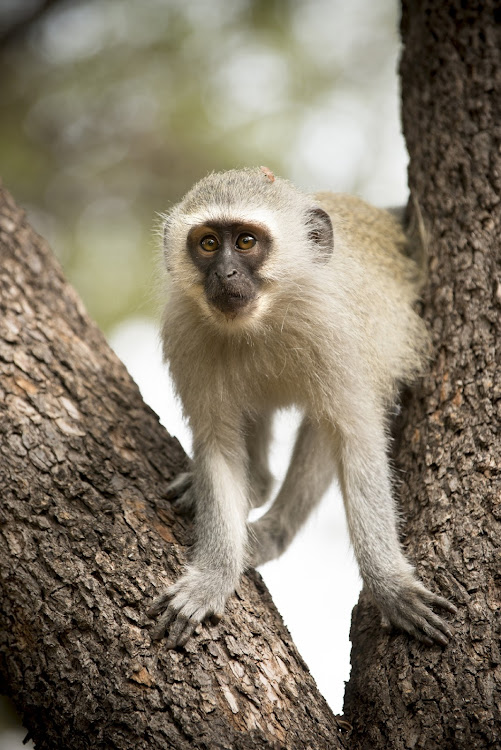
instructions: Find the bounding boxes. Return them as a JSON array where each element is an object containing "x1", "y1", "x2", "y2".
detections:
[{"x1": 0, "y1": 0, "x2": 404, "y2": 332}]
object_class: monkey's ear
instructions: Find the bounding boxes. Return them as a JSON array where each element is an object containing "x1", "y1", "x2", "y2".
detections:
[{"x1": 306, "y1": 207, "x2": 333, "y2": 262}]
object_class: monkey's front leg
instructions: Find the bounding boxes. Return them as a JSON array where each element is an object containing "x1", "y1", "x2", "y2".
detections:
[
  {"x1": 339, "y1": 423, "x2": 457, "y2": 645},
  {"x1": 148, "y1": 441, "x2": 248, "y2": 648}
]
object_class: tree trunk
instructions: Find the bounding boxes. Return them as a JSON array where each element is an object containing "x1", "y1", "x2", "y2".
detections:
[
  {"x1": 0, "y1": 184, "x2": 343, "y2": 750},
  {"x1": 345, "y1": 2, "x2": 500, "y2": 748}
]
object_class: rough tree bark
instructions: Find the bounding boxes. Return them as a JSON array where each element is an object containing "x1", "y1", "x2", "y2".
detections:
[
  {"x1": 345, "y1": 2, "x2": 500, "y2": 748},
  {"x1": 0, "y1": 184, "x2": 343, "y2": 749}
]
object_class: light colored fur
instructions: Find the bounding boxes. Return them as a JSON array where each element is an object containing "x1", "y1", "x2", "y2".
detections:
[{"x1": 151, "y1": 168, "x2": 455, "y2": 647}]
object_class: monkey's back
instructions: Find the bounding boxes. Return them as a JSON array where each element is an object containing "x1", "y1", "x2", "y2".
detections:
[
  {"x1": 314, "y1": 192, "x2": 430, "y2": 399},
  {"x1": 315, "y1": 192, "x2": 419, "y2": 285}
]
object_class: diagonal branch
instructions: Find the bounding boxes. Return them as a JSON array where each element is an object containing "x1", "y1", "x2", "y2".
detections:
[{"x1": 0, "y1": 183, "x2": 343, "y2": 750}]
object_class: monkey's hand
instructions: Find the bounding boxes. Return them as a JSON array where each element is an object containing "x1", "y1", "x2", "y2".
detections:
[
  {"x1": 165, "y1": 471, "x2": 196, "y2": 515},
  {"x1": 375, "y1": 575, "x2": 457, "y2": 647},
  {"x1": 147, "y1": 567, "x2": 231, "y2": 648}
]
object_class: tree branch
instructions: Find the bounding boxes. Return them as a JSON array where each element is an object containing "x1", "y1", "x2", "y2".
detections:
[{"x1": 0, "y1": 183, "x2": 343, "y2": 750}]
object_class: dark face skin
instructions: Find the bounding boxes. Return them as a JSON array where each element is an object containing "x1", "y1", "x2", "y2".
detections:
[{"x1": 187, "y1": 221, "x2": 272, "y2": 317}]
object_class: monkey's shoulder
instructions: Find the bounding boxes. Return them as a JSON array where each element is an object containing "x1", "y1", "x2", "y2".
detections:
[
  {"x1": 314, "y1": 191, "x2": 419, "y2": 284},
  {"x1": 314, "y1": 190, "x2": 399, "y2": 227}
]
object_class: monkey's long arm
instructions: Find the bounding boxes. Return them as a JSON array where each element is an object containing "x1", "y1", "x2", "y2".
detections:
[
  {"x1": 148, "y1": 429, "x2": 248, "y2": 648},
  {"x1": 336, "y1": 414, "x2": 457, "y2": 645}
]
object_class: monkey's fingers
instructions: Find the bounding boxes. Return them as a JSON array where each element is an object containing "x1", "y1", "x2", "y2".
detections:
[
  {"x1": 384, "y1": 585, "x2": 456, "y2": 646},
  {"x1": 401, "y1": 606, "x2": 454, "y2": 647},
  {"x1": 150, "y1": 605, "x2": 179, "y2": 642},
  {"x1": 170, "y1": 606, "x2": 224, "y2": 648},
  {"x1": 164, "y1": 611, "x2": 199, "y2": 649},
  {"x1": 165, "y1": 471, "x2": 192, "y2": 500},
  {"x1": 159, "y1": 606, "x2": 215, "y2": 648},
  {"x1": 422, "y1": 589, "x2": 458, "y2": 615},
  {"x1": 147, "y1": 588, "x2": 187, "y2": 642},
  {"x1": 146, "y1": 591, "x2": 173, "y2": 619},
  {"x1": 148, "y1": 588, "x2": 224, "y2": 647}
]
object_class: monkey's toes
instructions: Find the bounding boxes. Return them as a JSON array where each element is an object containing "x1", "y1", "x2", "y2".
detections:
[
  {"x1": 166, "y1": 471, "x2": 192, "y2": 499},
  {"x1": 165, "y1": 472, "x2": 196, "y2": 514},
  {"x1": 382, "y1": 583, "x2": 457, "y2": 646}
]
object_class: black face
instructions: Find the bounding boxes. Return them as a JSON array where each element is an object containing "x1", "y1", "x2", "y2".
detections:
[{"x1": 187, "y1": 221, "x2": 272, "y2": 317}]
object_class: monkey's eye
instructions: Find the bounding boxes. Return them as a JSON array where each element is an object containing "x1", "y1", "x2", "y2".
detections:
[
  {"x1": 236, "y1": 233, "x2": 257, "y2": 251},
  {"x1": 200, "y1": 235, "x2": 219, "y2": 252}
]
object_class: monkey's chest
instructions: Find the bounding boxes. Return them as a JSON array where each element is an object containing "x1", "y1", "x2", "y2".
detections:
[{"x1": 222, "y1": 343, "x2": 314, "y2": 413}]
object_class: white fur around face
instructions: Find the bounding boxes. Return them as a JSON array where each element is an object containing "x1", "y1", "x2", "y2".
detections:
[{"x1": 178, "y1": 204, "x2": 281, "y2": 237}]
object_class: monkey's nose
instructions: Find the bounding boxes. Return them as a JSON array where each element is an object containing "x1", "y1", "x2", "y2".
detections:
[{"x1": 215, "y1": 268, "x2": 237, "y2": 279}]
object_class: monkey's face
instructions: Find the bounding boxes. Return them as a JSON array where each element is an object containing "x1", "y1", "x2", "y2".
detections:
[
  {"x1": 186, "y1": 221, "x2": 271, "y2": 319},
  {"x1": 163, "y1": 168, "x2": 335, "y2": 328}
]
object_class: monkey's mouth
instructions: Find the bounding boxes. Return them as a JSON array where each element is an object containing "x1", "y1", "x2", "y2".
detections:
[
  {"x1": 209, "y1": 291, "x2": 257, "y2": 317},
  {"x1": 204, "y1": 276, "x2": 258, "y2": 318}
]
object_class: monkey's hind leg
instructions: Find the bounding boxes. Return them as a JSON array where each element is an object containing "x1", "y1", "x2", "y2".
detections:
[
  {"x1": 244, "y1": 411, "x2": 275, "y2": 509},
  {"x1": 248, "y1": 416, "x2": 335, "y2": 567},
  {"x1": 165, "y1": 469, "x2": 196, "y2": 515}
]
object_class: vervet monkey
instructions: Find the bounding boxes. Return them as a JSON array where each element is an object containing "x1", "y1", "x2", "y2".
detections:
[{"x1": 148, "y1": 167, "x2": 456, "y2": 649}]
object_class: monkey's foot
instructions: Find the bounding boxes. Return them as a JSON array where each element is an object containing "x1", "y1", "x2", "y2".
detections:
[
  {"x1": 248, "y1": 467, "x2": 275, "y2": 509},
  {"x1": 376, "y1": 578, "x2": 457, "y2": 647},
  {"x1": 248, "y1": 517, "x2": 288, "y2": 567},
  {"x1": 165, "y1": 471, "x2": 195, "y2": 515},
  {"x1": 147, "y1": 568, "x2": 230, "y2": 648}
]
